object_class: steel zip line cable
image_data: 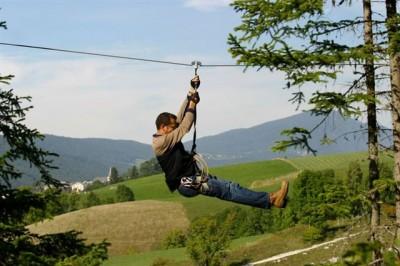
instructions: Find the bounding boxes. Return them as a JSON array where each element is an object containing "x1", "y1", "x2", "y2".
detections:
[
  {"x1": 0, "y1": 41, "x2": 390, "y2": 67},
  {"x1": 0, "y1": 42, "x2": 244, "y2": 67},
  {"x1": 0, "y1": 42, "x2": 193, "y2": 66}
]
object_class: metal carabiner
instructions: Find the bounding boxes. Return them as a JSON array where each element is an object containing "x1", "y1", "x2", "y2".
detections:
[{"x1": 191, "y1": 60, "x2": 202, "y2": 89}]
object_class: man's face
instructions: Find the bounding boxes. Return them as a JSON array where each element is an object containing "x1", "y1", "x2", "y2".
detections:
[{"x1": 161, "y1": 118, "x2": 178, "y2": 134}]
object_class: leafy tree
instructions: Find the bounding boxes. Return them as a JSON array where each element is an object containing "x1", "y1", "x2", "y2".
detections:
[
  {"x1": 291, "y1": 170, "x2": 351, "y2": 232},
  {"x1": 162, "y1": 229, "x2": 187, "y2": 249},
  {"x1": 186, "y1": 216, "x2": 232, "y2": 266},
  {"x1": 0, "y1": 17, "x2": 109, "y2": 264},
  {"x1": 83, "y1": 192, "x2": 101, "y2": 208},
  {"x1": 126, "y1": 165, "x2": 139, "y2": 179},
  {"x1": 347, "y1": 161, "x2": 365, "y2": 193},
  {"x1": 139, "y1": 158, "x2": 162, "y2": 177},
  {"x1": 115, "y1": 185, "x2": 135, "y2": 202}
]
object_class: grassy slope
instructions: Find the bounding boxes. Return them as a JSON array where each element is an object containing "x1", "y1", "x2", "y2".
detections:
[
  {"x1": 93, "y1": 159, "x2": 297, "y2": 219},
  {"x1": 28, "y1": 159, "x2": 297, "y2": 257},
  {"x1": 30, "y1": 151, "x2": 385, "y2": 264},
  {"x1": 104, "y1": 225, "x2": 368, "y2": 266},
  {"x1": 103, "y1": 151, "x2": 389, "y2": 265},
  {"x1": 28, "y1": 200, "x2": 189, "y2": 255}
]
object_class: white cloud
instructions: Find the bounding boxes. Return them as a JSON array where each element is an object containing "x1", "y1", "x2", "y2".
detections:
[
  {"x1": 1, "y1": 54, "x2": 392, "y2": 145},
  {"x1": 183, "y1": 0, "x2": 233, "y2": 11},
  {"x1": 0, "y1": 54, "x2": 302, "y2": 144}
]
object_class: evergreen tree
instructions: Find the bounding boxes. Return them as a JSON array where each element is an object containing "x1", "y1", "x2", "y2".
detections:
[
  {"x1": 347, "y1": 161, "x2": 364, "y2": 193},
  {"x1": 228, "y1": 1, "x2": 392, "y2": 261},
  {"x1": 384, "y1": 0, "x2": 400, "y2": 244},
  {"x1": 0, "y1": 20, "x2": 108, "y2": 265},
  {"x1": 127, "y1": 165, "x2": 139, "y2": 179}
]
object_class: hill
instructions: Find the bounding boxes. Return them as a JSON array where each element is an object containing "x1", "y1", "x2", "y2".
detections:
[
  {"x1": 8, "y1": 111, "x2": 386, "y2": 185},
  {"x1": 4, "y1": 135, "x2": 153, "y2": 186},
  {"x1": 28, "y1": 151, "x2": 382, "y2": 264},
  {"x1": 190, "y1": 111, "x2": 385, "y2": 166},
  {"x1": 27, "y1": 200, "x2": 189, "y2": 255},
  {"x1": 27, "y1": 158, "x2": 298, "y2": 256}
]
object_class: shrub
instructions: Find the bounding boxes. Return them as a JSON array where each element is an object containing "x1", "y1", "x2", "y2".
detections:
[
  {"x1": 302, "y1": 226, "x2": 325, "y2": 243},
  {"x1": 115, "y1": 185, "x2": 135, "y2": 202},
  {"x1": 162, "y1": 229, "x2": 187, "y2": 249},
  {"x1": 186, "y1": 216, "x2": 232, "y2": 266}
]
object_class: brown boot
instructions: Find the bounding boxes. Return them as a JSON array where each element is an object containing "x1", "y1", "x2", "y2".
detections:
[{"x1": 269, "y1": 180, "x2": 289, "y2": 208}]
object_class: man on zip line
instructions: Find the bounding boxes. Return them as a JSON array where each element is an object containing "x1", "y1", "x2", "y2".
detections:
[{"x1": 152, "y1": 75, "x2": 288, "y2": 209}]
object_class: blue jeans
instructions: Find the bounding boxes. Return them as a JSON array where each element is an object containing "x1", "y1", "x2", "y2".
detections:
[{"x1": 178, "y1": 175, "x2": 270, "y2": 209}]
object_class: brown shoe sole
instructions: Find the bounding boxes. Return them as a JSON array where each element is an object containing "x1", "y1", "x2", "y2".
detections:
[{"x1": 274, "y1": 181, "x2": 289, "y2": 208}]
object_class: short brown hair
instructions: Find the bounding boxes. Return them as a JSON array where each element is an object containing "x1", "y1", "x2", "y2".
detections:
[{"x1": 155, "y1": 112, "x2": 177, "y2": 129}]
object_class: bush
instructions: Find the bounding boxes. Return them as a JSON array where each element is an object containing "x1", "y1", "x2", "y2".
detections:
[
  {"x1": 83, "y1": 192, "x2": 101, "y2": 208},
  {"x1": 186, "y1": 216, "x2": 232, "y2": 266},
  {"x1": 302, "y1": 226, "x2": 325, "y2": 243},
  {"x1": 162, "y1": 229, "x2": 187, "y2": 249},
  {"x1": 115, "y1": 185, "x2": 135, "y2": 202}
]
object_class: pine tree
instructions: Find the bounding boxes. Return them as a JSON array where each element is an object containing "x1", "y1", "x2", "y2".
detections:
[
  {"x1": 0, "y1": 17, "x2": 108, "y2": 265},
  {"x1": 385, "y1": 0, "x2": 400, "y2": 249},
  {"x1": 228, "y1": 1, "x2": 391, "y2": 262}
]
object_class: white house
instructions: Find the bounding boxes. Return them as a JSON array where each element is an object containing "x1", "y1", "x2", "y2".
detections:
[{"x1": 71, "y1": 181, "x2": 91, "y2": 192}]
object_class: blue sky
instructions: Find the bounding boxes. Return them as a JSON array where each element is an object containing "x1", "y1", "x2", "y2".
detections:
[{"x1": 0, "y1": 0, "x2": 392, "y2": 144}]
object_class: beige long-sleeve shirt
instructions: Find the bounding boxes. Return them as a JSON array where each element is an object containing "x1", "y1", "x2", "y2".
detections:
[{"x1": 152, "y1": 97, "x2": 195, "y2": 156}]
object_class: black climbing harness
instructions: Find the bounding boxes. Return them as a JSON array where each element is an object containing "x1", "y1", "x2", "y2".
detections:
[
  {"x1": 185, "y1": 61, "x2": 210, "y2": 189},
  {"x1": 190, "y1": 60, "x2": 201, "y2": 155}
]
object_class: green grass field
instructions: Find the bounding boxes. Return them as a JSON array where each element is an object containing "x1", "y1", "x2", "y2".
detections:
[
  {"x1": 286, "y1": 151, "x2": 369, "y2": 171},
  {"x1": 30, "y1": 150, "x2": 390, "y2": 265},
  {"x1": 93, "y1": 159, "x2": 297, "y2": 219}
]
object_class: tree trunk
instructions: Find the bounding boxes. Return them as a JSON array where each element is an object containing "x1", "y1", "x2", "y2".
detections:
[
  {"x1": 386, "y1": 0, "x2": 400, "y2": 246},
  {"x1": 363, "y1": 0, "x2": 381, "y2": 263}
]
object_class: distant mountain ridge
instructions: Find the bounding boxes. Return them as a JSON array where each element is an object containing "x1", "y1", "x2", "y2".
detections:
[
  {"x1": 189, "y1": 111, "x2": 381, "y2": 166},
  {"x1": 5, "y1": 111, "x2": 385, "y2": 186},
  {"x1": 3, "y1": 135, "x2": 154, "y2": 186}
]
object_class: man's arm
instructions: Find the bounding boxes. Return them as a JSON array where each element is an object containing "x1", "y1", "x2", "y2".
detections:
[
  {"x1": 153, "y1": 101, "x2": 197, "y2": 156},
  {"x1": 176, "y1": 76, "x2": 199, "y2": 123}
]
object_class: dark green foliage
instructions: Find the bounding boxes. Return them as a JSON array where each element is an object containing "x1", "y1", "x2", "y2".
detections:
[
  {"x1": 272, "y1": 127, "x2": 316, "y2": 155},
  {"x1": 162, "y1": 229, "x2": 187, "y2": 249},
  {"x1": 139, "y1": 158, "x2": 162, "y2": 177},
  {"x1": 115, "y1": 185, "x2": 135, "y2": 202},
  {"x1": 186, "y1": 215, "x2": 232, "y2": 266},
  {"x1": 212, "y1": 205, "x2": 296, "y2": 240},
  {"x1": 291, "y1": 170, "x2": 351, "y2": 230},
  {"x1": 0, "y1": 228, "x2": 109, "y2": 266},
  {"x1": 125, "y1": 165, "x2": 139, "y2": 179},
  {"x1": 228, "y1": 0, "x2": 387, "y2": 154},
  {"x1": 346, "y1": 161, "x2": 364, "y2": 193},
  {"x1": 0, "y1": 45, "x2": 109, "y2": 264},
  {"x1": 302, "y1": 226, "x2": 325, "y2": 243},
  {"x1": 83, "y1": 192, "x2": 101, "y2": 208},
  {"x1": 342, "y1": 241, "x2": 381, "y2": 266}
]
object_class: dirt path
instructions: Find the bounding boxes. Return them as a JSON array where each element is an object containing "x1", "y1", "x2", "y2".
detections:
[{"x1": 247, "y1": 232, "x2": 363, "y2": 265}]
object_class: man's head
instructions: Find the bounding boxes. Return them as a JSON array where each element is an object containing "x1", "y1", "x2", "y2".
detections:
[{"x1": 156, "y1": 112, "x2": 178, "y2": 134}]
